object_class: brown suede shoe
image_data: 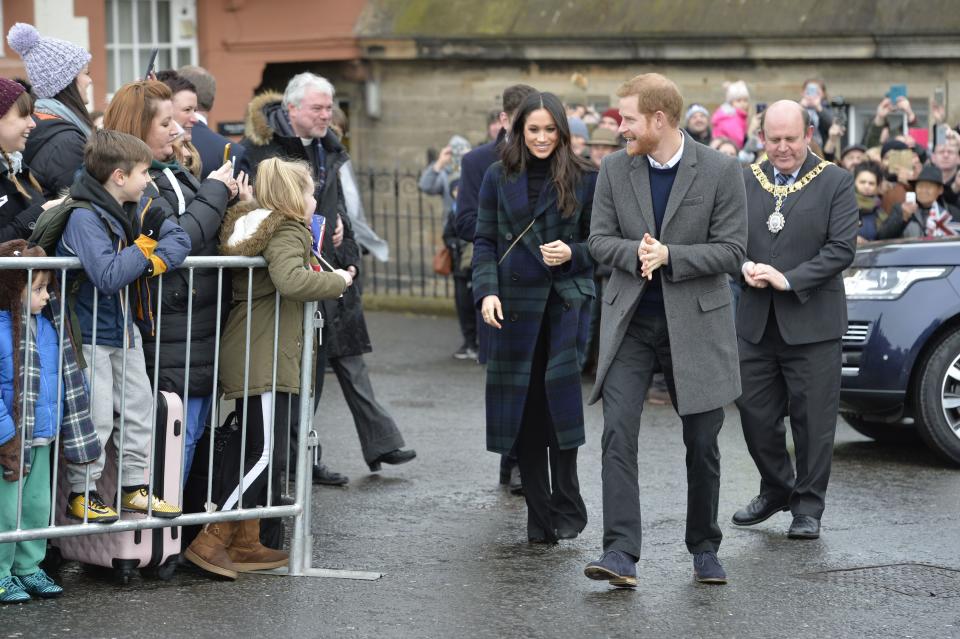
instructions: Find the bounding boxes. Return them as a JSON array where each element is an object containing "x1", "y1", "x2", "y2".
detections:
[
  {"x1": 227, "y1": 518, "x2": 289, "y2": 572},
  {"x1": 183, "y1": 521, "x2": 239, "y2": 580}
]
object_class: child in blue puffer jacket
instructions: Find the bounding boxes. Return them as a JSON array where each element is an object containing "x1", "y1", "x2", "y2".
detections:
[{"x1": 0, "y1": 240, "x2": 100, "y2": 603}]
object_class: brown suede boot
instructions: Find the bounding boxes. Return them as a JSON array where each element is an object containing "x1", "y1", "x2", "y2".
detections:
[
  {"x1": 227, "y1": 518, "x2": 289, "y2": 572},
  {"x1": 183, "y1": 521, "x2": 239, "y2": 580}
]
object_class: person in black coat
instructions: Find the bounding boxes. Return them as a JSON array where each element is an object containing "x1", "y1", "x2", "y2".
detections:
[
  {"x1": 8, "y1": 23, "x2": 95, "y2": 198},
  {"x1": 103, "y1": 80, "x2": 239, "y2": 482},
  {"x1": 177, "y1": 65, "x2": 247, "y2": 181},
  {"x1": 0, "y1": 79, "x2": 59, "y2": 241},
  {"x1": 240, "y1": 73, "x2": 415, "y2": 485}
]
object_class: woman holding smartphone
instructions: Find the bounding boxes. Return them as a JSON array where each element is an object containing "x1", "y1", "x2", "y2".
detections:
[{"x1": 473, "y1": 92, "x2": 596, "y2": 543}]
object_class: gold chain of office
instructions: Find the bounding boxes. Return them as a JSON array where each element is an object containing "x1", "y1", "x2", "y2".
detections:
[{"x1": 750, "y1": 160, "x2": 831, "y2": 234}]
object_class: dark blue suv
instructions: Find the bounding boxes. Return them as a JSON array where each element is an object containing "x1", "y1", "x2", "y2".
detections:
[{"x1": 841, "y1": 237, "x2": 960, "y2": 465}]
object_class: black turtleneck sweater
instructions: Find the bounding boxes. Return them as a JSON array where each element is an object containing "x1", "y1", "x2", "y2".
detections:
[{"x1": 526, "y1": 155, "x2": 551, "y2": 210}]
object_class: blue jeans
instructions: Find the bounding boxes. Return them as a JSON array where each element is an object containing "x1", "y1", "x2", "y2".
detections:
[{"x1": 183, "y1": 395, "x2": 213, "y2": 484}]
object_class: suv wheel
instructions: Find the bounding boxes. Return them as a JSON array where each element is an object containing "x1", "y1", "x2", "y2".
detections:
[
  {"x1": 840, "y1": 413, "x2": 919, "y2": 444},
  {"x1": 916, "y1": 329, "x2": 960, "y2": 465}
]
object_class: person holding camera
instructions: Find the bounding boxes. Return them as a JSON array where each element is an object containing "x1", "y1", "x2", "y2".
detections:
[
  {"x1": 862, "y1": 94, "x2": 918, "y2": 149},
  {"x1": 878, "y1": 163, "x2": 960, "y2": 239},
  {"x1": 798, "y1": 79, "x2": 835, "y2": 149}
]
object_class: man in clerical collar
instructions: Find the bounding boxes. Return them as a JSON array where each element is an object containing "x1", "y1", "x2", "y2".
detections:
[{"x1": 733, "y1": 100, "x2": 858, "y2": 542}]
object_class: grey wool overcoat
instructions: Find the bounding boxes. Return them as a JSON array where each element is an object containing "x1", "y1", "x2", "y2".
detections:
[{"x1": 587, "y1": 133, "x2": 748, "y2": 415}]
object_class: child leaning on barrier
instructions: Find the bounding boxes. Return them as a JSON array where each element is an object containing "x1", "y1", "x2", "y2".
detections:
[
  {"x1": 0, "y1": 241, "x2": 101, "y2": 603},
  {"x1": 57, "y1": 129, "x2": 190, "y2": 523},
  {"x1": 183, "y1": 158, "x2": 352, "y2": 580}
]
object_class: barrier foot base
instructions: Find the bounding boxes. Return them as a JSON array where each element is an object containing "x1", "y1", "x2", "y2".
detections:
[{"x1": 251, "y1": 566, "x2": 383, "y2": 581}]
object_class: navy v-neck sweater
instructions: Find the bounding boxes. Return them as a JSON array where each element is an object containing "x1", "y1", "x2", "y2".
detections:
[{"x1": 635, "y1": 161, "x2": 680, "y2": 317}]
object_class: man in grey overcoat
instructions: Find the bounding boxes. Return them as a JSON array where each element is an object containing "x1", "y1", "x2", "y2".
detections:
[{"x1": 583, "y1": 73, "x2": 747, "y2": 588}]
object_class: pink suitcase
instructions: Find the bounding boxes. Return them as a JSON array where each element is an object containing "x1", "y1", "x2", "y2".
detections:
[{"x1": 54, "y1": 391, "x2": 184, "y2": 583}]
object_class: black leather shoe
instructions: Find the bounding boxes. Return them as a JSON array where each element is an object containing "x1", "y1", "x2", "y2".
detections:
[
  {"x1": 368, "y1": 448, "x2": 417, "y2": 472},
  {"x1": 732, "y1": 494, "x2": 789, "y2": 526},
  {"x1": 508, "y1": 466, "x2": 523, "y2": 496},
  {"x1": 312, "y1": 464, "x2": 349, "y2": 486},
  {"x1": 557, "y1": 528, "x2": 580, "y2": 540},
  {"x1": 787, "y1": 514, "x2": 820, "y2": 539}
]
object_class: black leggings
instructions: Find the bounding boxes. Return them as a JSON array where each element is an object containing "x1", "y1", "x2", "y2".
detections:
[{"x1": 215, "y1": 392, "x2": 295, "y2": 510}]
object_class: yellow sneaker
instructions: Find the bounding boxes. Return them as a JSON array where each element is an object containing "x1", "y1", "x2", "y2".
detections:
[
  {"x1": 66, "y1": 491, "x2": 119, "y2": 524},
  {"x1": 121, "y1": 487, "x2": 181, "y2": 519}
]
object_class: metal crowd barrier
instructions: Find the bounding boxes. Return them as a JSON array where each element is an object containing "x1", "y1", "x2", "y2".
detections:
[{"x1": 0, "y1": 255, "x2": 379, "y2": 581}]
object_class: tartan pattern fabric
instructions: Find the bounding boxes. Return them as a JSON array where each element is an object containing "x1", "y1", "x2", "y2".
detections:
[
  {"x1": 17, "y1": 290, "x2": 100, "y2": 475},
  {"x1": 473, "y1": 162, "x2": 597, "y2": 454}
]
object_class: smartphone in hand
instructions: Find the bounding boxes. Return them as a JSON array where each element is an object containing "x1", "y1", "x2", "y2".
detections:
[{"x1": 143, "y1": 48, "x2": 159, "y2": 80}]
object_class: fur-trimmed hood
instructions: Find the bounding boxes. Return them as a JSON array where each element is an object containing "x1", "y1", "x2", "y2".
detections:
[
  {"x1": 220, "y1": 200, "x2": 303, "y2": 257},
  {"x1": 242, "y1": 90, "x2": 347, "y2": 156},
  {"x1": 244, "y1": 91, "x2": 287, "y2": 146}
]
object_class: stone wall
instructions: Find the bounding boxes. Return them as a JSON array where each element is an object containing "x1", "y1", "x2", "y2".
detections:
[{"x1": 337, "y1": 58, "x2": 960, "y2": 170}]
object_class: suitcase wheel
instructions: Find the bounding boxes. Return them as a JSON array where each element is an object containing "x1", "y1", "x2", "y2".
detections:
[
  {"x1": 113, "y1": 559, "x2": 139, "y2": 585},
  {"x1": 142, "y1": 556, "x2": 178, "y2": 581}
]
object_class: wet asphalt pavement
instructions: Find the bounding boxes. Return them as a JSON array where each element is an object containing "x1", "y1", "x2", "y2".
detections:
[{"x1": 4, "y1": 311, "x2": 960, "y2": 638}]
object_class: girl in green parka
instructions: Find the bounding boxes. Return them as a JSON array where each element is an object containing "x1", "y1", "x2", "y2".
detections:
[{"x1": 183, "y1": 158, "x2": 352, "y2": 580}]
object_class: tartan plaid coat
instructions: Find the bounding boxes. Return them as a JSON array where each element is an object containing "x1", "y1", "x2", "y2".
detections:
[{"x1": 473, "y1": 162, "x2": 597, "y2": 454}]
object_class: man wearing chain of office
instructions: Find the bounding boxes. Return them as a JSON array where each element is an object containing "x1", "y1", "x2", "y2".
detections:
[{"x1": 732, "y1": 100, "x2": 858, "y2": 541}]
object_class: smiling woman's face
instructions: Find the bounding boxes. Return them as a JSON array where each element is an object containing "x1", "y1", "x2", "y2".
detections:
[{"x1": 523, "y1": 108, "x2": 558, "y2": 160}]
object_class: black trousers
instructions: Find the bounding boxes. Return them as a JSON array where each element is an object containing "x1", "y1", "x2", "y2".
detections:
[
  {"x1": 215, "y1": 391, "x2": 294, "y2": 510},
  {"x1": 297, "y1": 347, "x2": 405, "y2": 466},
  {"x1": 453, "y1": 270, "x2": 478, "y2": 348},
  {"x1": 601, "y1": 313, "x2": 723, "y2": 558},
  {"x1": 516, "y1": 306, "x2": 587, "y2": 541},
  {"x1": 736, "y1": 308, "x2": 842, "y2": 519}
]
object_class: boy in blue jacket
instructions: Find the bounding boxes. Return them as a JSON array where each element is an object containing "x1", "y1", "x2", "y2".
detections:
[
  {"x1": 0, "y1": 241, "x2": 101, "y2": 602},
  {"x1": 59, "y1": 130, "x2": 190, "y2": 522}
]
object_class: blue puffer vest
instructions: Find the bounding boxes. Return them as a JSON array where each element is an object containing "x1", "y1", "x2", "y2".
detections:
[{"x1": 0, "y1": 310, "x2": 63, "y2": 445}]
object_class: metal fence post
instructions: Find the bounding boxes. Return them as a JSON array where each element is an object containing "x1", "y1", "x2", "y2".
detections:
[{"x1": 285, "y1": 301, "x2": 381, "y2": 581}]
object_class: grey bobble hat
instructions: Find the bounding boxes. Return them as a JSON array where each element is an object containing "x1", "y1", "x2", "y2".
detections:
[{"x1": 7, "y1": 23, "x2": 91, "y2": 99}]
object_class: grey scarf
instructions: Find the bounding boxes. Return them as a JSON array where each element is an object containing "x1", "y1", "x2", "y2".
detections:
[
  {"x1": 0, "y1": 151, "x2": 23, "y2": 175},
  {"x1": 34, "y1": 98, "x2": 92, "y2": 137}
]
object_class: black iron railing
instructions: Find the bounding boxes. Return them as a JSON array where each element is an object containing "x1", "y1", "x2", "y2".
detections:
[{"x1": 355, "y1": 167, "x2": 453, "y2": 298}]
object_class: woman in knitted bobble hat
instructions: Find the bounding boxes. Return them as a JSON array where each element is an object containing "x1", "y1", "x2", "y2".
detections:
[
  {"x1": 7, "y1": 23, "x2": 94, "y2": 198},
  {"x1": 0, "y1": 77, "x2": 63, "y2": 244}
]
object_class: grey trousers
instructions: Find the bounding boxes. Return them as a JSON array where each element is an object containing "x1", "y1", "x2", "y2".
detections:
[
  {"x1": 67, "y1": 328, "x2": 153, "y2": 494},
  {"x1": 600, "y1": 314, "x2": 724, "y2": 559},
  {"x1": 310, "y1": 351, "x2": 405, "y2": 465}
]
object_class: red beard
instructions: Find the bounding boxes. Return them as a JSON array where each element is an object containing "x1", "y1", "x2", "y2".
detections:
[{"x1": 625, "y1": 131, "x2": 658, "y2": 157}]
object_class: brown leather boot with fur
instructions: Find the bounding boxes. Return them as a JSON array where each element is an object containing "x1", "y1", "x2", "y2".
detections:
[
  {"x1": 184, "y1": 521, "x2": 239, "y2": 580},
  {"x1": 227, "y1": 518, "x2": 289, "y2": 572}
]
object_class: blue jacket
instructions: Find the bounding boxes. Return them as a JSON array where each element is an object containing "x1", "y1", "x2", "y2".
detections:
[
  {"x1": 0, "y1": 312, "x2": 62, "y2": 445},
  {"x1": 455, "y1": 129, "x2": 505, "y2": 242},
  {"x1": 58, "y1": 186, "x2": 191, "y2": 347}
]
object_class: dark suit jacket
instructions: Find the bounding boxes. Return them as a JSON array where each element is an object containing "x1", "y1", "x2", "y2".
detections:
[
  {"x1": 737, "y1": 153, "x2": 858, "y2": 345},
  {"x1": 192, "y1": 119, "x2": 246, "y2": 180},
  {"x1": 455, "y1": 129, "x2": 505, "y2": 241}
]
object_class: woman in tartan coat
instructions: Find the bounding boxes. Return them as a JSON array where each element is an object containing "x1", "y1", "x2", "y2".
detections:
[{"x1": 473, "y1": 92, "x2": 597, "y2": 543}]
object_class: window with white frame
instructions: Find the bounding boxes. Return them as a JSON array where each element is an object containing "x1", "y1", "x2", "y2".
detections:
[{"x1": 105, "y1": 0, "x2": 197, "y2": 94}]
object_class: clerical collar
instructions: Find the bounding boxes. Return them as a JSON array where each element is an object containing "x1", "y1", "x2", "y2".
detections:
[
  {"x1": 648, "y1": 131, "x2": 684, "y2": 170},
  {"x1": 300, "y1": 137, "x2": 315, "y2": 146},
  {"x1": 195, "y1": 112, "x2": 208, "y2": 125}
]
